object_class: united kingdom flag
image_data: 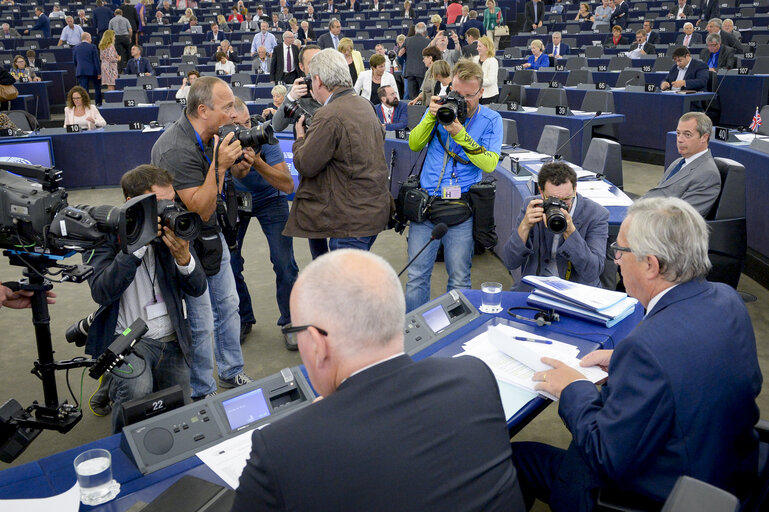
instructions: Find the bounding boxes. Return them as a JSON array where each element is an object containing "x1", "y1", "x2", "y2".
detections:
[{"x1": 750, "y1": 107, "x2": 762, "y2": 132}]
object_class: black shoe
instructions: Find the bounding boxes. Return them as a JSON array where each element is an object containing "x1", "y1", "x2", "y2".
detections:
[
  {"x1": 89, "y1": 374, "x2": 112, "y2": 417},
  {"x1": 240, "y1": 323, "x2": 253, "y2": 344},
  {"x1": 283, "y1": 323, "x2": 298, "y2": 351}
]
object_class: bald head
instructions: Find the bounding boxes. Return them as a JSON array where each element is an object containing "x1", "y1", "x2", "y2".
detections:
[{"x1": 81, "y1": 32, "x2": 92, "y2": 43}]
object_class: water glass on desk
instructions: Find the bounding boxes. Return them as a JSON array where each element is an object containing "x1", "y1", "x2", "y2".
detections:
[
  {"x1": 73, "y1": 448, "x2": 121, "y2": 505},
  {"x1": 480, "y1": 282, "x2": 503, "y2": 313}
]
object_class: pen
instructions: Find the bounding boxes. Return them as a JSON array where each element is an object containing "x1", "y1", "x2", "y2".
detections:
[{"x1": 514, "y1": 336, "x2": 552, "y2": 344}]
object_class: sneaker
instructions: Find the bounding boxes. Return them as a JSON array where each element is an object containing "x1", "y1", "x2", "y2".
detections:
[
  {"x1": 219, "y1": 373, "x2": 253, "y2": 389},
  {"x1": 282, "y1": 323, "x2": 299, "y2": 351},
  {"x1": 192, "y1": 391, "x2": 217, "y2": 402},
  {"x1": 89, "y1": 374, "x2": 112, "y2": 417},
  {"x1": 240, "y1": 323, "x2": 253, "y2": 344}
]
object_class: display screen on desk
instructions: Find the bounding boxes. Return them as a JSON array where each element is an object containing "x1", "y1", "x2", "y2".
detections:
[
  {"x1": 422, "y1": 304, "x2": 451, "y2": 333},
  {"x1": 222, "y1": 387, "x2": 271, "y2": 431},
  {"x1": 0, "y1": 137, "x2": 54, "y2": 167}
]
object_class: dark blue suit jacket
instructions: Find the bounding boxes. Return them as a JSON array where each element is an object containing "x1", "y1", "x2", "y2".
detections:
[
  {"x1": 93, "y1": 6, "x2": 113, "y2": 32},
  {"x1": 559, "y1": 279, "x2": 762, "y2": 501},
  {"x1": 460, "y1": 19, "x2": 484, "y2": 39},
  {"x1": 73, "y1": 42, "x2": 101, "y2": 77},
  {"x1": 232, "y1": 354, "x2": 523, "y2": 511},
  {"x1": 125, "y1": 57, "x2": 154, "y2": 75},
  {"x1": 206, "y1": 30, "x2": 224, "y2": 43},
  {"x1": 609, "y1": 0, "x2": 629, "y2": 28},
  {"x1": 376, "y1": 101, "x2": 407, "y2": 131},
  {"x1": 664, "y1": 58, "x2": 709, "y2": 91},
  {"x1": 545, "y1": 42, "x2": 571, "y2": 57},
  {"x1": 31, "y1": 14, "x2": 51, "y2": 38}
]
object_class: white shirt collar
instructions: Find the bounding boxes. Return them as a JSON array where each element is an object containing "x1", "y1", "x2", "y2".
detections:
[
  {"x1": 345, "y1": 352, "x2": 405, "y2": 381},
  {"x1": 683, "y1": 148, "x2": 708, "y2": 166},
  {"x1": 645, "y1": 284, "x2": 678, "y2": 317}
]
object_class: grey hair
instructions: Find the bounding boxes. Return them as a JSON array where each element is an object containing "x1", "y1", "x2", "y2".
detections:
[
  {"x1": 626, "y1": 197, "x2": 711, "y2": 283},
  {"x1": 328, "y1": 17, "x2": 340, "y2": 29},
  {"x1": 552, "y1": 31, "x2": 561, "y2": 38},
  {"x1": 705, "y1": 32, "x2": 721, "y2": 45},
  {"x1": 186, "y1": 76, "x2": 226, "y2": 118},
  {"x1": 679, "y1": 111, "x2": 712, "y2": 137},
  {"x1": 221, "y1": 39, "x2": 230, "y2": 46},
  {"x1": 293, "y1": 250, "x2": 405, "y2": 353},
  {"x1": 708, "y1": 18, "x2": 723, "y2": 28},
  {"x1": 308, "y1": 48, "x2": 353, "y2": 89},
  {"x1": 415, "y1": 22, "x2": 426, "y2": 34},
  {"x1": 683, "y1": 22, "x2": 693, "y2": 30}
]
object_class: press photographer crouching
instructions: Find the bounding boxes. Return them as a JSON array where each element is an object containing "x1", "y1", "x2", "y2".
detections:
[
  {"x1": 404, "y1": 59, "x2": 502, "y2": 313},
  {"x1": 502, "y1": 162, "x2": 609, "y2": 289},
  {"x1": 83, "y1": 165, "x2": 208, "y2": 433}
]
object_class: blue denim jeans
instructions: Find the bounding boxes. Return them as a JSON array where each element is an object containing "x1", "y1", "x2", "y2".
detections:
[
  {"x1": 328, "y1": 235, "x2": 378, "y2": 251},
  {"x1": 405, "y1": 217, "x2": 474, "y2": 312},
  {"x1": 308, "y1": 238, "x2": 329, "y2": 260},
  {"x1": 109, "y1": 337, "x2": 189, "y2": 433},
  {"x1": 187, "y1": 233, "x2": 243, "y2": 397},
  {"x1": 231, "y1": 196, "x2": 298, "y2": 326}
]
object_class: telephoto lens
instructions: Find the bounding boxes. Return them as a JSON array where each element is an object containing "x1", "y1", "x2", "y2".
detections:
[
  {"x1": 541, "y1": 198, "x2": 569, "y2": 234},
  {"x1": 157, "y1": 200, "x2": 201, "y2": 241}
]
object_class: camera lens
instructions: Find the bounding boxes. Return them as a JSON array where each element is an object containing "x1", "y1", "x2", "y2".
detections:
[
  {"x1": 543, "y1": 201, "x2": 568, "y2": 234},
  {"x1": 158, "y1": 199, "x2": 201, "y2": 241},
  {"x1": 436, "y1": 104, "x2": 458, "y2": 124}
]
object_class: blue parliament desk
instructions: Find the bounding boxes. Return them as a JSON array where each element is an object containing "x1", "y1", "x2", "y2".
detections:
[
  {"x1": 13, "y1": 80, "x2": 52, "y2": 121},
  {"x1": 664, "y1": 131, "x2": 769, "y2": 262},
  {"x1": 0, "y1": 290, "x2": 643, "y2": 507}
]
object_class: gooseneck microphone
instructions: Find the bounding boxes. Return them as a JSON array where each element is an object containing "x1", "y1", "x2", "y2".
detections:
[
  {"x1": 398, "y1": 222, "x2": 448, "y2": 277},
  {"x1": 550, "y1": 110, "x2": 602, "y2": 161}
]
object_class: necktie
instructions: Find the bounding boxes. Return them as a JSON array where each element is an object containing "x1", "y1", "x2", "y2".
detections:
[
  {"x1": 333, "y1": 35, "x2": 338, "y2": 48},
  {"x1": 534, "y1": 5, "x2": 538, "y2": 24},
  {"x1": 554, "y1": 45, "x2": 558, "y2": 56},
  {"x1": 667, "y1": 159, "x2": 686, "y2": 181},
  {"x1": 684, "y1": 34, "x2": 690, "y2": 46},
  {"x1": 286, "y1": 45, "x2": 292, "y2": 72}
]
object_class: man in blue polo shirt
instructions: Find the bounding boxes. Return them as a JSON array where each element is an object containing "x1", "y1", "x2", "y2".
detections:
[
  {"x1": 229, "y1": 98, "x2": 299, "y2": 349},
  {"x1": 405, "y1": 59, "x2": 502, "y2": 312},
  {"x1": 24, "y1": 7, "x2": 51, "y2": 38}
]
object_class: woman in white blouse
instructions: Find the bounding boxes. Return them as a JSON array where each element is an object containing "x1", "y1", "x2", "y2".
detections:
[
  {"x1": 63, "y1": 86, "x2": 106, "y2": 130},
  {"x1": 476, "y1": 35, "x2": 499, "y2": 104},
  {"x1": 214, "y1": 51, "x2": 236, "y2": 75},
  {"x1": 354, "y1": 54, "x2": 398, "y2": 105}
]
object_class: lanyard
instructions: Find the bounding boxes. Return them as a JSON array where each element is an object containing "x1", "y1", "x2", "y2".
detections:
[{"x1": 194, "y1": 128, "x2": 212, "y2": 166}]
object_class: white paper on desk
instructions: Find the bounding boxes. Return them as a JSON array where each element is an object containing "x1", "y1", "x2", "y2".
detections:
[
  {"x1": 196, "y1": 429, "x2": 257, "y2": 489},
  {"x1": 0, "y1": 482, "x2": 80, "y2": 512},
  {"x1": 142, "y1": 126, "x2": 164, "y2": 132},
  {"x1": 577, "y1": 181, "x2": 633, "y2": 206}
]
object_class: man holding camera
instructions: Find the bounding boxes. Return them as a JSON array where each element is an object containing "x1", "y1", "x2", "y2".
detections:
[
  {"x1": 405, "y1": 60, "x2": 502, "y2": 312},
  {"x1": 151, "y1": 76, "x2": 255, "y2": 400},
  {"x1": 229, "y1": 98, "x2": 299, "y2": 349},
  {"x1": 285, "y1": 49, "x2": 391, "y2": 252},
  {"x1": 502, "y1": 162, "x2": 609, "y2": 289},
  {"x1": 272, "y1": 45, "x2": 321, "y2": 134},
  {"x1": 84, "y1": 165, "x2": 208, "y2": 432}
]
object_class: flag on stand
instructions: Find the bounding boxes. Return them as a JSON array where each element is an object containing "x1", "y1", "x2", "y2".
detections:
[{"x1": 750, "y1": 107, "x2": 762, "y2": 132}]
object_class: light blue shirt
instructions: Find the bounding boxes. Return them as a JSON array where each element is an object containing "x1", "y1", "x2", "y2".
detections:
[
  {"x1": 251, "y1": 31, "x2": 278, "y2": 55},
  {"x1": 60, "y1": 24, "x2": 83, "y2": 45}
]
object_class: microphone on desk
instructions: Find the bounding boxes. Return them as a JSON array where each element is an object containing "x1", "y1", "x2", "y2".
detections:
[
  {"x1": 550, "y1": 111, "x2": 602, "y2": 161},
  {"x1": 703, "y1": 71, "x2": 727, "y2": 116},
  {"x1": 397, "y1": 222, "x2": 448, "y2": 277}
]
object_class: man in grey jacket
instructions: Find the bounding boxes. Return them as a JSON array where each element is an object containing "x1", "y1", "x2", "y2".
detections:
[{"x1": 399, "y1": 22, "x2": 430, "y2": 99}]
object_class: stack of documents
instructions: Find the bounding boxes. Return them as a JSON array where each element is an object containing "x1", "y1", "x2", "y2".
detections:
[
  {"x1": 522, "y1": 275, "x2": 638, "y2": 327},
  {"x1": 457, "y1": 324, "x2": 608, "y2": 401}
]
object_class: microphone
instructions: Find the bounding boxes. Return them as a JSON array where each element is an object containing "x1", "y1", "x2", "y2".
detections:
[
  {"x1": 397, "y1": 223, "x2": 448, "y2": 277},
  {"x1": 703, "y1": 70, "x2": 727, "y2": 116},
  {"x1": 551, "y1": 111, "x2": 602, "y2": 161}
]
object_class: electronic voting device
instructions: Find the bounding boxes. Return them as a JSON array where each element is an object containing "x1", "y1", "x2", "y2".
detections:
[
  {"x1": 121, "y1": 366, "x2": 315, "y2": 474},
  {"x1": 404, "y1": 290, "x2": 481, "y2": 355}
]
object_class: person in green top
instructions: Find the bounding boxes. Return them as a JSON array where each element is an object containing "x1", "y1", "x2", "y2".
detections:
[{"x1": 483, "y1": 0, "x2": 504, "y2": 47}]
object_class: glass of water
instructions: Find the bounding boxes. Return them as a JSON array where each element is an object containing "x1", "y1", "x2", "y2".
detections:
[
  {"x1": 480, "y1": 282, "x2": 503, "y2": 313},
  {"x1": 73, "y1": 448, "x2": 121, "y2": 505}
]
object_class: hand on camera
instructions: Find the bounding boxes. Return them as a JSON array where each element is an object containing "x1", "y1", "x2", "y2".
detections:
[
  {"x1": 558, "y1": 206, "x2": 576, "y2": 238},
  {"x1": 213, "y1": 132, "x2": 243, "y2": 172},
  {"x1": 161, "y1": 226, "x2": 191, "y2": 266},
  {"x1": 295, "y1": 115, "x2": 306, "y2": 138},
  {"x1": 521, "y1": 198, "x2": 544, "y2": 230},
  {"x1": 232, "y1": 147, "x2": 256, "y2": 176},
  {"x1": 291, "y1": 76, "x2": 308, "y2": 98}
]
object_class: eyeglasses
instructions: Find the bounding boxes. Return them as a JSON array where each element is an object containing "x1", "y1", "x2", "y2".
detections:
[
  {"x1": 609, "y1": 241, "x2": 633, "y2": 259},
  {"x1": 458, "y1": 86, "x2": 482, "y2": 101},
  {"x1": 280, "y1": 324, "x2": 329, "y2": 340}
]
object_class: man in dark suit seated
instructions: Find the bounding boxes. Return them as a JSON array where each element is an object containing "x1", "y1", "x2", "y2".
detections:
[
  {"x1": 629, "y1": 29, "x2": 656, "y2": 56},
  {"x1": 701, "y1": 33, "x2": 736, "y2": 71},
  {"x1": 609, "y1": 0, "x2": 629, "y2": 29},
  {"x1": 375, "y1": 85, "x2": 407, "y2": 130},
  {"x1": 524, "y1": 0, "x2": 544, "y2": 31},
  {"x1": 545, "y1": 31, "x2": 570, "y2": 60},
  {"x1": 643, "y1": 112, "x2": 721, "y2": 216},
  {"x1": 512, "y1": 196, "x2": 762, "y2": 512},
  {"x1": 231, "y1": 249, "x2": 526, "y2": 512},
  {"x1": 705, "y1": 17, "x2": 742, "y2": 52},
  {"x1": 124, "y1": 45, "x2": 154, "y2": 76},
  {"x1": 217, "y1": 40, "x2": 240, "y2": 64},
  {"x1": 642, "y1": 20, "x2": 660, "y2": 45},
  {"x1": 206, "y1": 22, "x2": 224, "y2": 43},
  {"x1": 660, "y1": 46, "x2": 709, "y2": 92},
  {"x1": 675, "y1": 22, "x2": 703, "y2": 47}
]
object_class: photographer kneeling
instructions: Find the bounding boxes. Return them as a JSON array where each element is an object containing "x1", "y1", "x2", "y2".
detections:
[
  {"x1": 84, "y1": 165, "x2": 208, "y2": 433},
  {"x1": 405, "y1": 59, "x2": 502, "y2": 313},
  {"x1": 502, "y1": 162, "x2": 609, "y2": 288}
]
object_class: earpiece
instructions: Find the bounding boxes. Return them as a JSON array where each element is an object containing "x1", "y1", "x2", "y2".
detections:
[{"x1": 507, "y1": 306, "x2": 560, "y2": 327}]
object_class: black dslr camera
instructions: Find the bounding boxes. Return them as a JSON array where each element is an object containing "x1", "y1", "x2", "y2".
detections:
[
  {"x1": 284, "y1": 100, "x2": 316, "y2": 128},
  {"x1": 436, "y1": 91, "x2": 468, "y2": 125},
  {"x1": 157, "y1": 199, "x2": 201, "y2": 241},
  {"x1": 541, "y1": 198, "x2": 569, "y2": 234},
  {"x1": 218, "y1": 121, "x2": 279, "y2": 157}
]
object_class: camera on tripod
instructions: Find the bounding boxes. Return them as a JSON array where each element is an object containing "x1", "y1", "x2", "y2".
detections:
[{"x1": 436, "y1": 91, "x2": 468, "y2": 125}]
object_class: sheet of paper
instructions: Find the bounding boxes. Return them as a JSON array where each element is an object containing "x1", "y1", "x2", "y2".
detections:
[
  {"x1": 0, "y1": 482, "x2": 80, "y2": 512},
  {"x1": 142, "y1": 126, "x2": 164, "y2": 132},
  {"x1": 196, "y1": 429, "x2": 257, "y2": 489},
  {"x1": 521, "y1": 106, "x2": 538, "y2": 113},
  {"x1": 575, "y1": 181, "x2": 634, "y2": 206}
]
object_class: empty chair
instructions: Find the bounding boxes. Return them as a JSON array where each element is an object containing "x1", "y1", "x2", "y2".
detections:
[
  {"x1": 706, "y1": 157, "x2": 747, "y2": 288},
  {"x1": 582, "y1": 138, "x2": 623, "y2": 188},
  {"x1": 407, "y1": 104, "x2": 426, "y2": 130},
  {"x1": 360, "y1": 49, "x2": 374, "y2": 61},
  {"x1": 755, "y1": 45, "x2": 769, "y2": 57},
  {"x1": 149, "y1": 36, "x2": 164, "y2": 46},
  {"x1": 565, "y1": 56, "x2": 587, "y2": 70},
  {"x1": 736, "y1": 19, "x2": 753, "y2": 30},
  {"x1": 231, "y1": 72, "x2": 253, "y2": 86},
  {"x1": 123, "y1": 87, "x2": 148, "y2": 104},
  {"x1": 232, "y1": 86, "x2": 253, "y2": 101},
  {"x1": 740, "y1": 6, "x2": 756, "y2": 17},
  {"x1": 581, "y1": 90, "x2": 615, "y2": 113},
  {"x1": 616, "y1": 69, "x2": 645, "y2": 86},
  {"x1": 583, "y1": 46, "x2": 603, "y2": 59},
  {"x1": 659, "y1": 21, "x2": 676, "y2": 33},
  {"x1": 497, "y1": 67, "x2": 508, "y2": 86},
  {"x1": 39, "y1": 52, "x2": 55, "y2": 64},
  {"x1": 503, "y1": 47, "x2": 522, "y2": 59},
  {"x1": 653, "y1": 56, "x2": 673, "y2": 72},
  {"x1": 751, "y1": 57, "x2": 769, "y2": 75},
  {"x1": 179, "y1": 36, "x2": 193, "y2": 45},
  {"x1": 512, "y1": 69, "x2": 536, "y2": 85},
  {"x1": 156, "y1": 100, "x2": 184, "y2": 125},
  {"x1": 498, "y1": 83, "x2": 526, "y2": 105},
  {"x1": 536, "y1": 88, "x2": 568, "y2": 108},
  {"x1": 758, "y1": 105, "x2": 769, "y2": 135},
  {"x1": 6, "y1": 110, "x2": 35, "y2": 131},
  {"x1": 608, "y1": 55, "x2": 632, "y2": 71},
  {"x1": 753, "y1": 34, "x2": 769, "y2": 45},
  {"x1": 565, "y1": 69, "x2": 593, "y2": 86},
  {"x1": 136, "y1": 75, "x2": 159, "y2": 90},
  {"x1": 660, "y1": 476, "x2": 739, "y2": 512},
  {"x1": 177, "y1": 63, "x2": 197, "y2": 75},
  {"x1": 147, "y1": 56, "x2": 160, "y2": 69},
  {"x1": 537, "y1": 125, "x2": 571, "y2": 161},
  {"x1": 503, "y1": 118, "x2": 519, "y2": 146},
  {"x1": 181, "y1": 54, "x2": 199, "y2": 65},
  {"x1": 356, "y1": 31, "x2": 370, "y2": 40}
]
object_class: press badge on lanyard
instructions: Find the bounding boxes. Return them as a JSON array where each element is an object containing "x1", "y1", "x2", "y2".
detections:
[
  {"x1": 442, "y1": 171, "x2": 462, "y2": 199},
  {"x1": 146, "y1": 298, "x2": 167, "y2": 320}
]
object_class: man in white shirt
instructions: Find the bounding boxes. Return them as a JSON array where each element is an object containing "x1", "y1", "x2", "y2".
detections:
[
  {"x1": 58, "y1": 16, "x2": 83, "y2": 46},
  {"x1": 251, "y1": 21, "x2": 278, "y2": 56},
  {"x1": 253, "y1": 46, "x2": 270, "y2": 74}
]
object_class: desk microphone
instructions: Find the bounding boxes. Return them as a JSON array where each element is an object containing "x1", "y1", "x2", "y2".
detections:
[
  {"x1": 703, "y1": 71, "x2": 727, "y2": 115},
  {"x1": 551, "y1": 110, "x2": 602, "y2": 161},
  {"x1": 397, "y1": 222, "x2": 448, "y2": 277}
]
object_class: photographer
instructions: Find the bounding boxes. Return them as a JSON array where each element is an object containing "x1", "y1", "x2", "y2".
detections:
[
  {"x1": 151, "y1": 76, "x2": 255, "y2": 399},
  {"x1": 404, "y1": 59, "x2": 502, "y2": 313},
  {"x1": 502, "y1": 162, "x2": 609, "y2": 289},
  {"x1": 285, "y1": 48, "x2": 391, "y2": 252},
  {"x1": 230, "y1": 98, "x2": 299, "y2": 349},
  {"x1": 84, "y1": 165, "x2": 208, "y2": 432}
]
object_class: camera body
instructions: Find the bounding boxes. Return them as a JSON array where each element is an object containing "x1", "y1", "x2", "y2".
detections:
[
  {"x1": 218, "y1": 122, "x2": 279, "y2": 156},
  {"x1": 283, "y1": 100, "x2": 316, "y2": 128},
  {"x1": 436, "y1": 91, "x2": 468, "y2": 125},
  {"x1": 541, "y1": 197, "x2": 569, "y2": 234},
  {"x1": 387, "y1": 49, "x2": 397, "y2": 61},
  {"x1": 157, "y1": 199, "x2": 201, "y2": 241}
]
